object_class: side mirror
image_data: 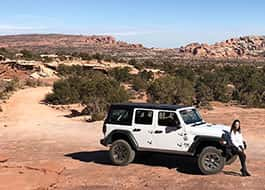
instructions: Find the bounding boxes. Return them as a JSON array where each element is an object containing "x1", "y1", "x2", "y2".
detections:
[{"x1": 165, "y1": 122, "x2": 181, "y2": 133}]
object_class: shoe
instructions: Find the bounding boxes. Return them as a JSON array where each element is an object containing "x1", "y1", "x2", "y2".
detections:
[
  {"x1": 240, "y1": 169, "x2": 251, "y2": 176},
  {"x1": 245, "y1": 170, "x2": 251, "y2": 176}
]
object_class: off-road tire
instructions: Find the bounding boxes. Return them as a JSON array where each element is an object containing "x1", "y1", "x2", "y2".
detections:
[
  {"x1": 198, "y1": 146, "x2": 225, "y2": 175},
  {"x1": 109, "y1": 139, "x2": 135, "y2": 166}
]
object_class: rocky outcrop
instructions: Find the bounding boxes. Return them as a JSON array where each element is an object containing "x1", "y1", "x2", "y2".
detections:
[{"x1": 180, "y1": 36, "x2": 265, "y2": 59}]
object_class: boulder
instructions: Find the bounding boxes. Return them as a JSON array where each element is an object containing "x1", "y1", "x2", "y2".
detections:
[{"x1": 180, "y1": 35, "x2": 265, "y2": 59}]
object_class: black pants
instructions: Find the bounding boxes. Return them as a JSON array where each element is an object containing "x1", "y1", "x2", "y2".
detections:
[{"x1": 232, "y1": 146, "x2": 247, "y2": 171}]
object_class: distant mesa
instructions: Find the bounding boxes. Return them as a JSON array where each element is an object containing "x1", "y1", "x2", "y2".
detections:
[
  {"x1": 0, "y1": 34, "x2": 265, "y2": 60},
  {"x1": 0, "y1": 34, "x2": 144, "y2": 53}
]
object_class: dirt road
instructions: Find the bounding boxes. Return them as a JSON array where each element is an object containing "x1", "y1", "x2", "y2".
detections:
[{"x1": 0, "y1": 87, "x2": 265, "y2": 190}]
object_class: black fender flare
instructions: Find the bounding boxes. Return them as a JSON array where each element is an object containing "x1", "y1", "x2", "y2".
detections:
[
  {"x1": 188, "y1": 135, "x2": 226, "y2": 155},
  {"x1": 101, "y1": 130, "x2": 138, "y2": 150}
]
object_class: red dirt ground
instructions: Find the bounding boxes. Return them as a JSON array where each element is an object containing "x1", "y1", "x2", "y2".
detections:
[{"x1": 0, "y1": 87, "x2": 264, "y2": 190}]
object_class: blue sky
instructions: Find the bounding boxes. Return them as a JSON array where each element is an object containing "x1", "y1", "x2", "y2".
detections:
[{"x1": 0, "y1": 0, "x2": 265, "y2": 48}]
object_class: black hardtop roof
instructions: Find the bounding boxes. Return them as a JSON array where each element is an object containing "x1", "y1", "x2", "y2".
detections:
[{"x1": 111, "y1": 102, "x2": 189, "y2": 111}]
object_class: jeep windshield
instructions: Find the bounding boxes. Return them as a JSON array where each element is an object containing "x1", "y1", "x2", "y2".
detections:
[{"x1": 180, "y1": 109, "x2": 205, "y2": 126}]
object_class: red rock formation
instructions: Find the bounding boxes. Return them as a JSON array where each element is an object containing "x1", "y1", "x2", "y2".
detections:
[{"x1": 180, "y1": 36, "x2": 265, "y2": 58}]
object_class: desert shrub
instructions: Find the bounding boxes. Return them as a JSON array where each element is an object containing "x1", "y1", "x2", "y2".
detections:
[
  {"x1": 131, "y1": 70, "x2": 153, "y2": 92},
  {"x1": 0, "y1": 78, "x2": 20, "y2": 99},
  {"x1": 45, "y1": 71, "x2": 129, "y2": 120},
  {"x1": 194, "y1": 81, "x2": 213, "y2": 106},
  {"x1": 147, "y1": 75, "x2": 195, "y2": 105},
  {"x1": 139, "y1": 70, "x2": 154, "y2": 81},
  {"x1": 80, "y1": 74, "x2": 129, "y2": 114},
  {"x1": 92, "y1": 53, "x2": 104, "y2": 62},
  {"x1": 25, "y1": 79, "x2": 43, "y2": 87},
  {"x1": 132, "y1": 76, "x2": 148, "y2": 91},
  {"x1": 128, "y1": 59, "x2": 137, "y2": 66},
  {"x1": 0, "y1": 48, "x2": 15, "y2": 59},
  {"x1": 91, "y1": 112, "x2": 105, "y2": 121},
  {"x1": 57, "y1": 64, "x2": 87, "y2": 77},
  {"x1": 197, "y1": 72, "x2": 231, "y2": 102},
  {"x1": 175, "y1": 66, "x2": 196, "y2": 82},
  {"x1": 45, "y1": 77, "x2": 81, "y2": 104},
  {"x1": 20, "y1": 49, "x2": 40, "y2": 60},
  {"x1": 109, "y1": 67, "x2": 132, "y2": 82},
  {"x1": 79, "y1": 52, "x2": 92, "y2": 60},
  {"x1": 4, "y1": 78, "x2": 20, "y2": 93},
  {"x1": 129, "y1": 59, "x2": 144, "y2": 70}
]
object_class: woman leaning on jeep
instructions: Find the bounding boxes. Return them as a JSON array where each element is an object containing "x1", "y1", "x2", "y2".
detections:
[{"x1": 230, "y1": 119, "x2": 251, "y2": 176}]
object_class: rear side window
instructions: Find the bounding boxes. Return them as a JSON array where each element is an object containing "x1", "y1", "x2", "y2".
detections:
[
  {"x1": 108, "y1": 108, "x2": 132, "y2": 125},
  {"x1": 135, "y1": 110, "x2": 153, "y2": 125}
]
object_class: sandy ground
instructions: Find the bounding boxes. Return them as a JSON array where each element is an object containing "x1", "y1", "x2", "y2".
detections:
[{"x1": 0, "y1": 87, "x2": 265, "y2": 190}]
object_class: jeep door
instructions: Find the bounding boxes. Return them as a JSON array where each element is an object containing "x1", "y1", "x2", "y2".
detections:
[
  {"x1": 152, "y1": 110, "x2": 185, "y2": 151},
  {"x1": 132, "y1": 109, "x2": 154, "y2": 148}
]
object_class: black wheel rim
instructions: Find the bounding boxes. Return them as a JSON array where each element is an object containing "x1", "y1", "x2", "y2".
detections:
[
  {"x1": 113, "y1": 143, "x2": 129, "y2": 162},
  {"x1": 203, "y1": 152, "x2": 221, "y2": 171}
]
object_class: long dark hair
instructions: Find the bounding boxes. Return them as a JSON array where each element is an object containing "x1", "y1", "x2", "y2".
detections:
[{"x1": 230, "y1": 119, "x2": 241, "y2": 133}]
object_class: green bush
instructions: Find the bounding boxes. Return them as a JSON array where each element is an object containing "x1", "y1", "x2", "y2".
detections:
[
  {"x1": 132, "y1": 76, "x2": 148, "y2": 91},
  {"x1": 147, "y1": 75, "x2": 195, "y2": 105},
  {"x1": 139, "y1": 70, "x2": 154, "y2": 81},
  {"x1": 109, "y1": 67, "x2": 132, "y2": 82},
  {"x1": 91, "y1": 112, "x2": 105, "y2": 121},
  {"x1": 0, "y1": 78, "x2": 20, "y2": 99},
  {"x1": 45, "y1": 77, "x2": 81, "y2": 104},
  {"x1": 50, "y1": 63, "x2": 265, "y2": 110},
  {"x1": 45, "y1": 70, "x2": 129, "y2": 120},
  {"x1": 25, "y1": 79, "x2": 44, "y2": 87},
  {"x1": 57, "y1": 64, "x2": 86, "y2": 77}
]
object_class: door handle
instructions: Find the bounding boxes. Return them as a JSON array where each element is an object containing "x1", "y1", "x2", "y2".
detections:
[
  {"x1": 154, "y1": 130, "x2": 163, "y2": 134},
  {"x1": 133, "y1": 128, "x2": 141, "y2": 132}
]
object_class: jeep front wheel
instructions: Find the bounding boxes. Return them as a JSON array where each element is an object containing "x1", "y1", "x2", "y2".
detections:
[
  {"x1": 198, "y1": 146, "x2": 225, "y2": 175},
  {"x1": 109, "y1": 139, "x2": 135, "y2": 166}
]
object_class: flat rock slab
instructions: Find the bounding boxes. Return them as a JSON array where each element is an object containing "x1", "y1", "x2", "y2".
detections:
[
  {"x1": 0, "y1": 166, "x2": 59, "y2": 190},
  {"x1": 25, "y1": 161, "x2": 65, "y2": 175}
]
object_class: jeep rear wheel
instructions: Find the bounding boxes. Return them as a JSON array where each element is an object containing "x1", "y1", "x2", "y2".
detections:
[
  {"x1": 109, "y1": 139, "x2": 135, "y2": 166},
  {"x1": 198, "y1": 146, "x2": 225, "y2": 175}
]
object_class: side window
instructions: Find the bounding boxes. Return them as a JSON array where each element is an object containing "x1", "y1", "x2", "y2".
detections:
[
  {"x1": 135, "y1": 110, "x2": 153, "y2": 125},
  {"x1": 108, "y1": 108, "x2": 132, "y2": 125},
  {"x1": 158, "y1": 111, "x2": 179, "y2": 127}
]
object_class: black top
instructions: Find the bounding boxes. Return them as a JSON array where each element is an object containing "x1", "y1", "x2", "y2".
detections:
[{"x1": 111, "y1": 102, "x2": 187, "y2": 111}]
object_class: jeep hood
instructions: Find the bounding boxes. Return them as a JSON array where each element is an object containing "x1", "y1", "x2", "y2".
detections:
[{"x1": 190, "y1": 123, "x2": 230, "y2": 138}]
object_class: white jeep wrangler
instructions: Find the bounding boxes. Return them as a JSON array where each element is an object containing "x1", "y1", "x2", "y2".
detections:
[{"x1": 100, "y1": 103, "x2": 236, "y2": 175}]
